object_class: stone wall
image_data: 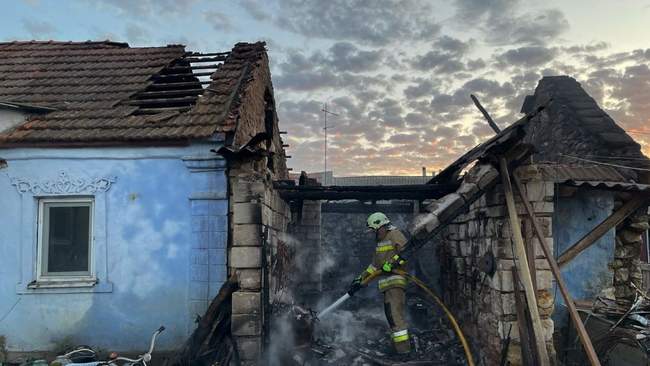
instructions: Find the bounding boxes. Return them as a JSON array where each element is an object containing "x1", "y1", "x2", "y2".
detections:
[
  {"x1": 613, "y1": 213, "x2": 650, "y2": 301},
  {"x1": 438, "y1": 165, "x2": 556, "y2": 365}
]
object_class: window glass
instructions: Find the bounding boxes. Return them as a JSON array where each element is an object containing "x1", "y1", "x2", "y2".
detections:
[{"x1": 41, "y1": 201, "x2": 92, "y2": 277}]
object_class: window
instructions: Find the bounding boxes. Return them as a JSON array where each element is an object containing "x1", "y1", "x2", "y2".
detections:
[{"x1": 37, "y1": 198, "x2": 93, "y2": 281}]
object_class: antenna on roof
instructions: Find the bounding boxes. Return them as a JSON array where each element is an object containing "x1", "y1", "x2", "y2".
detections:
[{"x1": 322, "y1": 102, "x2": 339, "y2": 186}]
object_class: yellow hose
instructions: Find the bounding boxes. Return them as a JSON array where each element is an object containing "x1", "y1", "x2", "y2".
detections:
[{"x1": 360, "y1": 269, "x2": 475, "y2": 366}]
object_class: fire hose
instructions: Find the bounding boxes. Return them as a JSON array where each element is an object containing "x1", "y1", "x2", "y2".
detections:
[{"x1": 317, "y1": 268, "x2": 475, "y2": 366}]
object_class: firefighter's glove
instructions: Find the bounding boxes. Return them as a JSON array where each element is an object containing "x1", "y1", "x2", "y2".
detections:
[
  {"x1": 382, "y1": 254, "x2": 406, "y2": 273},
  {"x1": 347, "y1": 276, "x2": 365, "y2": 296}
]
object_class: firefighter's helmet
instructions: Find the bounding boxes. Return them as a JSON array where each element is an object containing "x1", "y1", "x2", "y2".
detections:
[{"x1": 367, "y1": 212, "x2": 390, "y2": 230}]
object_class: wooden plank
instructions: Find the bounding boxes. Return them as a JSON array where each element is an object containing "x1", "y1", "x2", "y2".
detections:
[
  {"x1": 274, "y1": 183, "x2": 458, "y2": 201},
  {"x1": 557, "y1": 197, "x2": 646, "y2": 267},
  {"x1": 147, "y1": 81, "x2": 209, "y2": 89},
  {"x1": 184, "y1": 56, "x2": 229, "y2": 63},
  {"x1": 513, "y1": 175, "x2": 602, "y2": 366},
  {"x1": 126, "y1": 96, "x2": 198, "y2": 106},
  {"x1": 321, "y1": 202, "x2": 414, "y2": 214},
  {"x1": 276, "y1": 190, "x2": 451, "y2": 201},
  {"x1": 471, "y1": 94, "x2": 501, "y2": 133},
  {"x1": 525, "y1": 219, "x2": 537, "y2": 292},
  {"x1": 136, "y1": 89, "x2": 204, "y2": 98},
  {"x1": 512, "y1": 266, "x2": 539, "y2": 366},
  {"x1": 428, "y1": 106, "x2": 545, "y2": 186},
  {"x1": 499, "y1": 157, "x2": 551, "y2": 365},
  {"x1": 274, "y1": 183, "x2": 456, "y2": 192}
]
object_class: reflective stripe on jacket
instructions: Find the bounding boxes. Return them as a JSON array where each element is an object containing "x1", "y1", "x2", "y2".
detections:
[{"x1": 371, "y1": 228, "x2": 408, "y2": 292}]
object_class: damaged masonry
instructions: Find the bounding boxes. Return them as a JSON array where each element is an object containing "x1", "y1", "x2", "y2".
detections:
[{"x1": 0, "y1": 39, "x2": 649, "y2": 366}]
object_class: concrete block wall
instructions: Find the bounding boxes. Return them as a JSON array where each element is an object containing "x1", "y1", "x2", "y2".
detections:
[
  {"x1": 320, "y1": 207, "x2": 417, "y2": 304},
  {"x1": 228, "y1": 158, "x2": 290, "y2": 365},
  {"x1": 439, "y1": 165, "x2": 556, "y2": 365},
  {"x1": 289, "y1": 200, "x2": 322, "y2": 302}
]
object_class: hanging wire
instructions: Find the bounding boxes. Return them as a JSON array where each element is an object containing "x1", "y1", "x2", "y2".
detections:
[
  {"x1": 578, "y1": 155, "x2": 650, "y2": 162},
  {"x1": 560, "y1": 154, "x2": 650, "y2": 172}
]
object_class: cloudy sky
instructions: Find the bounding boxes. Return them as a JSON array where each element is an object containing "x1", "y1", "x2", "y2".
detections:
[{"x1": 3, "y1": 0, "x2": 650, "y2": 176}]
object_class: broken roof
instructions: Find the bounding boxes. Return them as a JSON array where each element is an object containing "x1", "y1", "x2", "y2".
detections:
[
  {"x1": 429, "y1": 75, "x2": 650, "y2": 186},
  {"x1": 523, "y1": 76, "x2": 645, "y2": 160},
  {"x1": 0, "y1": 40, "x2": 269, "y2": 146}
]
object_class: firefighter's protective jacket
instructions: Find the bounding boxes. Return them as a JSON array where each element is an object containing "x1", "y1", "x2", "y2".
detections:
[{"x1": 360, "y1": 226, "x2": 408, "y2": 292}]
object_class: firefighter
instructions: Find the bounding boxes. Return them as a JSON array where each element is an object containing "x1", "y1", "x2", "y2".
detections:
[{"x1": 350, "y1": 212, "x2": 411, "y2": 355}]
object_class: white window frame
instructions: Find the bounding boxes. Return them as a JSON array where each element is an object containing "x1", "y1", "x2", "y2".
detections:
[{"x1": 35, "y1": 197, "x2": 95, "y2": 286}]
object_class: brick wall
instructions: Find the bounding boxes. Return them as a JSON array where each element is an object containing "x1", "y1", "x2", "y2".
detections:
[{"x1": 438, "y1": 165, "x2": 556, "y2": 365}]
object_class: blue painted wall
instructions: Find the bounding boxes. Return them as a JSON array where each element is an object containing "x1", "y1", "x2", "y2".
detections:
[
  {"x1": 0, "y1": 143, "x2": 228, "y2": 355},
  {"x1": 553, "y1": 188, "x2": 615, "y2": 326}
]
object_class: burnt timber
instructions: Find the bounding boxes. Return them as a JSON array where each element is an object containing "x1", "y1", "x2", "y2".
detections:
[{"x1": 273, "y1": 182, "x2": 458, "y2": 201}]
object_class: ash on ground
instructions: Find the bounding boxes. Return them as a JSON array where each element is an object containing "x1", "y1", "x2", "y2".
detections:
[{"x1": 268, "y1": 290, "x2": 470, "y2": 366}]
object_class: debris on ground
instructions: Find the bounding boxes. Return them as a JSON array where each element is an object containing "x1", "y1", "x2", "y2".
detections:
[
  {"x1": 269, "y1": 291, "x2": 469, "y2": 366},
  {"x1": 165, "y1": 275, "x2": 240, "y2": 366},
  {"x1": 572, "y1": 286, "x2": 650, "y2": 362}
]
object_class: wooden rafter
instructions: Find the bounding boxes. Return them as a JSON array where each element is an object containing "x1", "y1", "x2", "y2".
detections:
[{"x1": 557, "y1": 197, "x2": 648, "y2": 268}]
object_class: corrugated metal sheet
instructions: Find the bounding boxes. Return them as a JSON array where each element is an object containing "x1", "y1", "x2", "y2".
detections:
[
  {"x1": 567, "y1": 180, "x2": 650, "y2": 192},
  {"x1": 534, "y1": 163, "x2": 650, "y2": 191},
  {"x1": 537, "y1": 164, "x2": 626, "y2": 182}
]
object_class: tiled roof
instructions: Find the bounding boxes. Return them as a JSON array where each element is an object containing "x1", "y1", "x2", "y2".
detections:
[
  {"x1": 524, "y1": 76, "x2": 642, "y2": 152},
  {"x1": 0, "y1": 41, "x2": 267, "y2": 145}
]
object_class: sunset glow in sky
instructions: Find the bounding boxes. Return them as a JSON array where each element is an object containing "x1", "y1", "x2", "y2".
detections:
[{"x1": 3, "y1": 0, "x2": 650, "y2": 176}]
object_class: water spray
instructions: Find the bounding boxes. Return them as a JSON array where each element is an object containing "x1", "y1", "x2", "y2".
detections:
[{"x1": 315, "y1": 269, "x2": 475, "y2": 366}]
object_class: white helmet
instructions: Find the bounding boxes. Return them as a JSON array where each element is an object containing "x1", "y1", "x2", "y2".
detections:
[{"x1": 367, "y1": 212, "x2": 390, "y2": 230}]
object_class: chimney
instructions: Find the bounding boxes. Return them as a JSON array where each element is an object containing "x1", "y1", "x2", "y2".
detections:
[{"x1": 422, "y1": 167, "x2": 427, "y2": 177}]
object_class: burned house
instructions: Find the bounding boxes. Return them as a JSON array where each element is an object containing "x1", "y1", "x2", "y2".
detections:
[
  {"x1": 1, "y1": 38, "x2": 648, "y2": 366},
  {"x1": 0, "y1": 40, "x2": 291, "y2": 364},
  {"x1": 435, "y1": 76, "x2": 650, "y2": 365},
  {"x1": 272, "y1": 76, "x2": 650, "y2": 366}
]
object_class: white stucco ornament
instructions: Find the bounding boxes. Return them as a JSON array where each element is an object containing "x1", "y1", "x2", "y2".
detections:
[{"x1": 10, "y1": 171, "x2": 117, "y2": 195}]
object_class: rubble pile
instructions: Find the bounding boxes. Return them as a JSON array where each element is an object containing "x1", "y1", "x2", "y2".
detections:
[
  {"x1": 586, "y1": 288, "x2": 650, "y2": 361},
  {"x1": 269, "y1": 292, "x2": 469, "y2": 366}
]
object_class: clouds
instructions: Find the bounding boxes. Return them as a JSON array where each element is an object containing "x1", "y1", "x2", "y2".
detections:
[
  {"x1": 485, "y1": 9, "x2": 569, "y2": 46},
  {"x1": 97, "y1": 0, "x2": 199, "y2": 17},
  {"x1": 453, "y1": 0, "x2": 569, "y2": 46},
  {"x1": 242, "y1": 0, "x2": 440, "y2": 46},
  {"x1": 204, "y1": 10, "x2": 233, "y2": 32},
  {"x1": 7, "y1": 1, "x2": 650, "y2": 175},
  {"x1": 22, "y1": 18, "x2": 57, "y2": 38},
  {"x1": 409, "y1": 36, "x2": 475, "y2": 74},
  {"x1": 125, "y1": 23, "x2": 150, "y2": 44},
  {"x1": 274, "y1": 42, "x2": 388, "y2": 92},
  {"x1": 496, "y1": 46, "x2": 558, "y2": 67}
]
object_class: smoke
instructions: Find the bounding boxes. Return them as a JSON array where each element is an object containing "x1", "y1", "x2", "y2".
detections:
[
  {"x1": 315, "y1": 306, "x2": 387, "y2": 344},
  {"x1": 280, "y1": 231, "x2": 337, "y2": 276},
  {"x1": 266, "y1": 229, "x2": 392, "y2": 364}
]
